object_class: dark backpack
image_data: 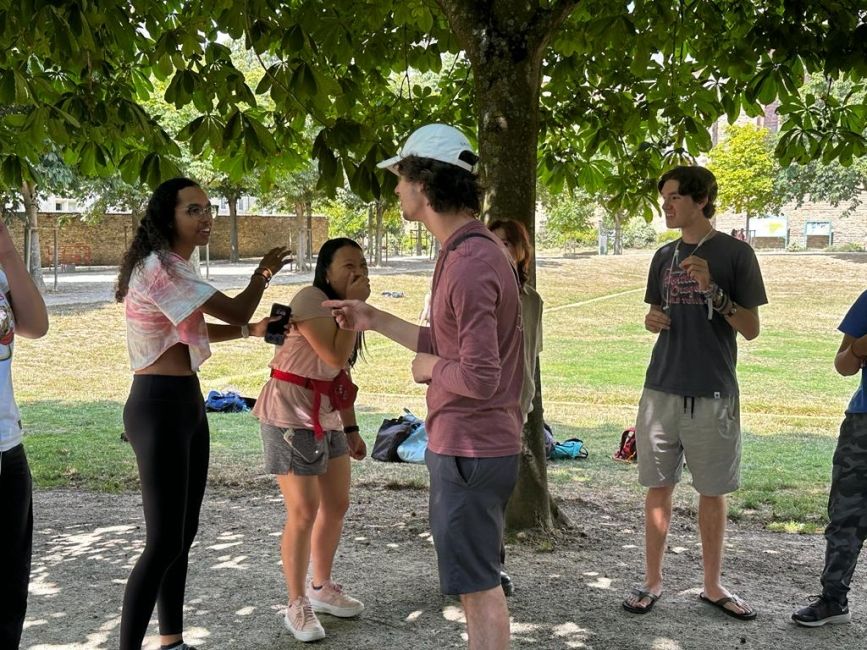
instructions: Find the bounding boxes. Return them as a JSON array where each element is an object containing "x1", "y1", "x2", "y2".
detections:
[
  {"x1": 371, "y1": 412, "x2": 422, "y2": 462},
  {"x1": 543, "y1": 422, "x2": 555, "y2": 459},
  {"x1": 205, "y1": 390, "x2": 252, "y2": 413},
  {"x1": 613, "y1": 427, "x2": 637, "y2": 462}
]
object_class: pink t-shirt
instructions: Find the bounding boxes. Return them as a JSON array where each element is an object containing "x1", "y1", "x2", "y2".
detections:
[
  {"x1": 252, "y1": 286, "x2": 346, "y2": 431},
  {"x1": 417, "y1": 220, "x2": 524, "y2": 457},
  {"x1": 125, "y1": 252, "x2": 217, "y2": 371}
]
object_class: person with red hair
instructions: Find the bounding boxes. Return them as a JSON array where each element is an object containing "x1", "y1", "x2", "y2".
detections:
[{"x1": 488, "y1": 218, "x2": 543, "y2": 596}]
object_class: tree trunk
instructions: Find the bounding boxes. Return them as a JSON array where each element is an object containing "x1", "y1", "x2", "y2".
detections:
[
  {"x1": 294, "y1": 201, "x2": 308, "y2": 271},
  {"x1": 374, "y1": 200, "x2": 384, "y2": 266},
  {"x1": 305, "y1": 200, "x2": 313, "y2": 263},
  {"x1": 228, "y1": 194, "x2": 240, "y2": 262},
  {"x1": 613, "y1": 212, "x2": 624, "y2": 255},
  {"x1": 438, "y1": 0, "x2": 576, "y2": 533},
  {"x1": 20, "y1": 181, "x2": 45, "y2": 291},
  {"x1": 505, "y1": 364, "x2": 558, "y2": 530}
]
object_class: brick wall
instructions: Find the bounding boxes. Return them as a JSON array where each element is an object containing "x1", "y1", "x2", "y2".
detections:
[
  {"x1": 8, "y1": 213, "x2": 328, "y2": 266},
  {"x1": 651, "y1": 192, "x2": 867, "y2": 249},
  {"x1": 713, "y1": 192, "x2": 867, "y2": 249}
]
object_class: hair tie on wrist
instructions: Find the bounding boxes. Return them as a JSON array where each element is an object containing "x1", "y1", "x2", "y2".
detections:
[
  {"x1": 253, "y1": 268, "x2": 271, "y2": 287},
  {"x1": 343, "y1": 425, "x2": 360, "y2": 434}
]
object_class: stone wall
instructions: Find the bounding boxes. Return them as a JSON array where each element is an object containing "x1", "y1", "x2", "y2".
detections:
[
  {"x1": 713, "y1": 193, "x2": 867, "y2": 249},
  {"x1": 7, "y1": 213, "x2": 329, "y2": 266}
]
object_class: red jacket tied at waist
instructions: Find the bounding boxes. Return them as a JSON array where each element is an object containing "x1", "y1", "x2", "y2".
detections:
[{"x1": 269, "y1": 368, "x2": 358, "y2": 439}]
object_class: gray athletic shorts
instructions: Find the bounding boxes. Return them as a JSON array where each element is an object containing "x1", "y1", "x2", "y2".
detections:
[
  {"x1": 425, "y1": 449, "x2": 519, "y2": 595},
  {"x1": 260, "y1": 424, "x2": 348, "y2": 476},
  {"x1": 635, "y1": 387, "x2": 741, "y2": 496}
]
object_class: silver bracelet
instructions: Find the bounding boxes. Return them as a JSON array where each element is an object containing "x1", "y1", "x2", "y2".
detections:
[{"x1": 240, "y1": 324, "x2": 249, "y2": 339}]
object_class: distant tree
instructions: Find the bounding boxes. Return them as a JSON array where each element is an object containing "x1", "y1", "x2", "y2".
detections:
[
  {"x1": 708, "y1": 124, "x2": 781, "y2": 238},
  {"x1": 321, "y1": 190, "x2": 368, "y2": 240},
  {"x1": 777, "y1": 158, "x2": 867, "y2": 217},
  {"x1": 542, "y1": 191, "x2": 595, "y2": 246},
  {"x1": 260, "y1": 161, "x2": 320, "y2": 271},
  {"x1": 776, "y1": 72, "x2": 867, "y2": 217}
]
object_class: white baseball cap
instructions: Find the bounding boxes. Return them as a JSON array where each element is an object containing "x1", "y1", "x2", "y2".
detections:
[{"x1": 377, "y1": 123, "x2": 478, "y2": 175}]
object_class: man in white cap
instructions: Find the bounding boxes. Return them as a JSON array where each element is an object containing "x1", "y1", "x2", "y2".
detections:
[{"x1": 325, "y1": 124, "x2": 523, "y2": 649}]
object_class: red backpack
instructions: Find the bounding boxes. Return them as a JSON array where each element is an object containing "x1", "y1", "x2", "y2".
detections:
[{"x1": 613, "y1": 427, "x2": 637, "y2": 462}]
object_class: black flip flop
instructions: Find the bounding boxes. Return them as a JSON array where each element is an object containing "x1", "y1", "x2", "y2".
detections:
[
  {"x1": 699, "y1": 592, "x2": 757, "y2": 620},
  {"x1": 622, "y1": 587, "x2": 662, "y2": 614}
]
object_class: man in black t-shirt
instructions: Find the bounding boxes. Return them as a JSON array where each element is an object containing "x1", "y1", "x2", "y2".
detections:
[{"x1": 622, "y1": 166, "x2": 768, "y2": 620}]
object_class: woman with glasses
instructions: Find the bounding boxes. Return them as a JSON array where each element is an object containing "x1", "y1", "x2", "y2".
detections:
[
  {"x1": 0, "y1": 218, "x2": 48, "y2": 649},
  {"x1": 252, "y1": 237, "x2": 369, "y2": 642},
  {"x1": 115, "y1": 177, "x2": 290, "y2": 650}
]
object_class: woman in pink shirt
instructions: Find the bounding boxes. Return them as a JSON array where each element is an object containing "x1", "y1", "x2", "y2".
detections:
[
  {"x1": 115, "y1": 177, "x2": 290, "y2": 650},
  {"x1": 253, "y1": 237, "x2": 369, "y2": 642}
]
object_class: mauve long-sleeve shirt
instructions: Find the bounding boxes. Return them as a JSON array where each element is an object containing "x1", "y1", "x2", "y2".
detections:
[{"x1": 417, "y1": 220, "x2": 524, "y2": 457}]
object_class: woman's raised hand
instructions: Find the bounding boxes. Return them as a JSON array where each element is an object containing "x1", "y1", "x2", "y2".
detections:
[{"x1": 257, "y1": 246, "x2": 293, "y2": 276}]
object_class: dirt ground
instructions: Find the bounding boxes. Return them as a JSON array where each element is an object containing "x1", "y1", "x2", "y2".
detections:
[
  {"x1": 23, "y1": 253, "x2": 867, "y2": 648},
  {"x1": 21, "y1": 481, "x2": 866, "y2": 650}
]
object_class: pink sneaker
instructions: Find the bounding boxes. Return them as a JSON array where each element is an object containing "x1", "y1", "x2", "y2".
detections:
[
  {"x1": 283, "y1": 596, "x2": 326, "y2": 642},
  {"x1": 307, "y1": 580, "x2": 365, "y2": 617}
]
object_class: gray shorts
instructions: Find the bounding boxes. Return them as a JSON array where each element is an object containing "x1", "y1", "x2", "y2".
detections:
[
  {"x1": 260, "y1": 424, "x2": 348, "y2": 476},
  {"x1": 425, "y1": 449, "x2": 519, "y2": 595},
  {"x1": 635, "y1": 387, "x2": 741, "y2": 496}
]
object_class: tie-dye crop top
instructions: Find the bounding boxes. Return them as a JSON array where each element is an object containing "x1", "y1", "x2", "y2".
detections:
[{"x1": 125, "y1": 252, "x2": 217, "y2": 371}]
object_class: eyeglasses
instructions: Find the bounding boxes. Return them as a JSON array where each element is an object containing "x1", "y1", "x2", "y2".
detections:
[{"x1": 185, "y1": 204, "x2": 217, "y2": 219}]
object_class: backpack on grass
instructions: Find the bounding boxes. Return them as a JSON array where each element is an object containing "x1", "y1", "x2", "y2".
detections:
[
  {"x1": 550, "y1": 438, "x2": 588, "y2": 460},
  {"x1": 372, "y1": 410, "x2": 423, "y2": 462},
  {"x1": 613, "y1": 427, "x2": 637, "y2": 462}
]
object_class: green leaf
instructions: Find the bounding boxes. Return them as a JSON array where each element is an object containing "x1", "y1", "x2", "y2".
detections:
[
  {"x1": 223, "y1": 110, "x2": 242, "y2": 141},
  {"x1": 283, "y1": 24, "x2": 306, "y2": 52},
  {"x1": 0, "y1": 155, "x2": 24, "y2": 188},
  {"x1": 291, "y1": 62, "x2": 318, "y2": 98}
]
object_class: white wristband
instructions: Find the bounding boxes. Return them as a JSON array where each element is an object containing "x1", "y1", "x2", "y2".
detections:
[{"x1": 240, "y1": 324, "x2": 249, "y2": 339}]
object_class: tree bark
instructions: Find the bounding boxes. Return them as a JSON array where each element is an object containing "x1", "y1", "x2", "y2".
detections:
[
  {"x1": 374, "y1": 200, "x2": 384, "y2": 266},
  {"x1": 294, "y1": 201, "x2": 308, "y2": 271},
  {"x1": 20, "y1": 181, "x2": 45, "y2": 291},
  {"x1": 228, "y1": 194, "x2": 240, "y2": 262},
  {"x1": 305, "y1": 200, "x2": 313, "y2": 263},
  {"x1": 613, "y1": 212, "x2": 624, "y2": 255},
  {"x1": 366, "y1": 203, "x2": 374, "y2": 260},
  {"x1": 437, "y1": 0, "x2": 578, "y2": 533},
  {"x1": 505, "y1": 364, "x2": 556, "y2": 530}
]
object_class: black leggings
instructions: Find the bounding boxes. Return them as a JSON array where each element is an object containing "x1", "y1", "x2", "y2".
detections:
[
  {"x1": 120, "y1": 375, "x2": 209, "y2": 649},
  {"x1": 0, "y1": 443, "x2": 33, "y2": 649}
]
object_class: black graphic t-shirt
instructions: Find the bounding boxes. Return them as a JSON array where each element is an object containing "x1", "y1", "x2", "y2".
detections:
[{"x1": 643, "y1": 232, "x2": 768, "y2": 397}]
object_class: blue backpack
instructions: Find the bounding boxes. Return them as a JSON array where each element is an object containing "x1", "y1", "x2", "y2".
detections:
[
  {"x1": 205, "y1": 390, "x2": 251, "y2": 413},
  {"x1": 550, "y1": 437, "x2": 588, "y2": 460},
  {"x1": 396, "y1": 421, "x2": 428, "y2": 464}
]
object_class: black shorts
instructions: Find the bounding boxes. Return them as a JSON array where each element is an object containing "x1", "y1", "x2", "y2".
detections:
[{"x1": 425, "y1": 449, "x2": 519, "y2": 595}]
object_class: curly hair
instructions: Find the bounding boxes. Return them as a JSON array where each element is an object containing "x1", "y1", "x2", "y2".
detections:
[
  {"x1": 657, "y1": 166, "x2": 718, "y2": 219},
  {"x1": 396, "y1": 155, "x2": 482, "y2": 215},
  {"x1": 313, "y1": 237, "x2": 366, "y2": 367},
  {"x1": 115, "y1": 178, "x2": 199, "y2": 302}
]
